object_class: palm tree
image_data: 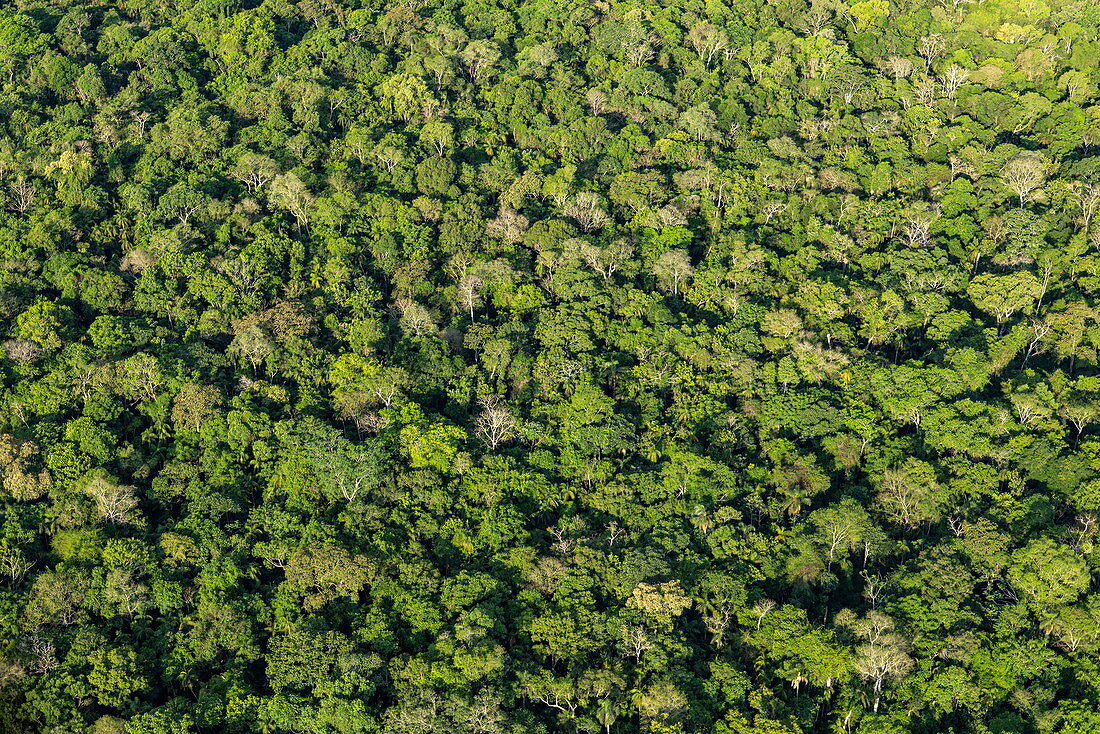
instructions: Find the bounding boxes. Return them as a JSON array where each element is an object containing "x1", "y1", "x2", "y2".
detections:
[
  {"x1": 778, "y1": 483, "x2": 814, "y2": 517},
  {"x1": 690, "y1": 504, "x2": 714, "y2": 534},
  {"x1": 594, "y1": 698, "x2": 619, "y2": 734}
]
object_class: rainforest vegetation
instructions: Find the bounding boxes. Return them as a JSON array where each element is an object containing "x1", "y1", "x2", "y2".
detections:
[{"x1": 2, "y1": 0, "x2": 1100, "y2": 732}]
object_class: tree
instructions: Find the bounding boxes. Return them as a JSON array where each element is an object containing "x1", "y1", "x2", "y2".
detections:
[
  {"x1": 620, "y1": 624, "x2": 653, "y2": 662},
  {"x1": 853, "y1": 643, "x2": 914, "y2": 713},
  {"x1": 283, "y1": 543, "x2": 371, "y2": 611},
  {"x1": 457, "y1": 274, "x2": 485, "y2": 321},
  {"x1": 474, "y1": 398, "x2": 516, "y2": 450},
  {"x1": 229, "y1": 324, "x2": 275, "y2": 371},
  {"x1": 14, "y1": 299, "x2": 65, "y2": 352},
  {"x1": 1068, "y1": 181, "x2": 1100, "y2": 232},
  {"x1": 0, "y1": 13, "x2": 47, "y2": 82},
  {"x1": 419, "y1": 120, "x2": 454, "y2": 157},
  {"x1": 399, "y1": 301, "x2": 438, "y2": 338},
  {"x1": 876, "y1": 459, "x2": 941, "y2": 527},
  {"x1": 231, "y1": 152, "x2": 279, "y2": 193},
  {"x1": 565, "y1": 192, "x2": 610, "y2": 232},
  {"x1": 298, "y1": 421, "x2": 386, "y2": 502},
  {"x1": 1001, "y1": 152, "x2": 1050, "y2": 206},
  {"x1": 330, "y1": 353, "x2": 411, "y2": 421},
  {"x1": 749, "y1": 604, "x2": 850, "y2": 691},
  {"x1": 7, "y1": 176, "x2": 35, "y2": 213},
  {"x1": 1008, "y1": 539, "x2": 1090, "y2": 608},
  {"x1": 679, "y1": 105, "x2": 720, "y2": 142},
  {"x1": 156, "y1": 182, "x2": 211, "y2": 225},
  {"x1": 627, "y1": 581, "x2": 692, "y2": 629},
  {"x1": 809, "y1": 498, "x2": 873, "y2": 571},
  {"x1": 653, "y1": 250, "x2": 694, "y2": 296},
  {"x1": 633, "y1": 680, "x2": 688, "y2": 722},
  {"x1": 85, "y1": 473, "x2": 141, "y2": 525},
  {"x1": 687, "y1": 23, "x2": 728, "y2": 69},
  {"x1": 576, "y1": 240, "x2": 633, "y2": 280},
  {"x1": 115, "y1": 353, "x2": 165, "y2": 403},
  {"x1": 88, "y1": 648, "x2": 147, "y2": 708},
  {"x1": 24, "y1": 571, "x2": 87, "y2": 627},
  {"x1": 172, "y1": 383, "x2": 222, "y2": 432},
  {"x1": 0, "y1": 434, "x2": 50, "y2": 500},
  {"x1": 839, "y1": 612, "x2": 914, "y2": 713},
  {"x1": 392, "y1": 405, "x2": 467, "y2": 472},
  {"x1": 850, "y1": 0, "x2": 890, "y2": 30},
  {"x1": 379, "y1": 72, "x2": 435, "y2": 121},
  {"x1": 269, "y1": 172, "x2": 315, "y2": 226},
  {"x1": 917, "y1": 33, "x2": 945, "y2": 71},
  {"x1": 966, "y1": 271, "x2": 1043, "y2": 324},
  {"x1": 460, "y1": 41, "x2": 501, "y2": 82}
]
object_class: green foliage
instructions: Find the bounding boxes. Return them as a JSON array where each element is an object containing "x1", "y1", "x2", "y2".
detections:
[{"x1": 0, "y1": 1, "x2": 1097, "y2": 732}]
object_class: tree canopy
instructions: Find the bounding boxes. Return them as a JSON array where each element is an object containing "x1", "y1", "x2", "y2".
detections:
[{"x1": 1, "y1": 0, "x2": 1100, "y2": 733}]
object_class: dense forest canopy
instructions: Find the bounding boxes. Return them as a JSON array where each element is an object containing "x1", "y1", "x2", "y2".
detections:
[{"x1": 1, "y1": 0, "x2": 1100, "y2": 732}]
